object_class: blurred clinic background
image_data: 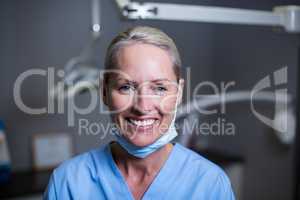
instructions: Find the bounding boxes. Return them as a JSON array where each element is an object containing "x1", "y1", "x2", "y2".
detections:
[{"x1": 1, "y1": 0, "x2": 300, "y2": 199}]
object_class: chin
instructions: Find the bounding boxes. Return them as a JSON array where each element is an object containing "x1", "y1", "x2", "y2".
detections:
[
  {"x1": 124, "y1": 133, "x2": 159, "y2": 147},
  {"x1": 117, "y1": 116, "x2": 161, "y2": 147}
]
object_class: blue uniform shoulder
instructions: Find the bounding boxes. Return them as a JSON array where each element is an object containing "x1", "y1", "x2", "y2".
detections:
[
  {"x1": 44, "y1": 145, "x2": 109, "y2": 199},
  {"x1": 175, "y1": 143, "x2": 227, "y2": 178},
  {"x1": 52, "y1": 145, "x2": 107, "y2": 181},
  {"x1": 174, "y1": 143, "x2": 235, "y2": 199}
]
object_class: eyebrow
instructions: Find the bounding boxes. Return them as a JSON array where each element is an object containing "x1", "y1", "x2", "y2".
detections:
[
  {"x1": 151, "y1": 78, "x2": 174, "y2": 83},
  {"x1": 115, "y1": 78, "x2": 174, "y2": 83},
  {"x1": 115, "y1": 78, "x2": 137, "y2": 85}
]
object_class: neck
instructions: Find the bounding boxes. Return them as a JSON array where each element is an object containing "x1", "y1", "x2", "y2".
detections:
[{"x1": 111, "y1": 142, "x2": 173, "y2": 178}]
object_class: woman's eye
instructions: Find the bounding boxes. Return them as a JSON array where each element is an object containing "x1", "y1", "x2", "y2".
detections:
[
  {"x1": 118, "y1": 84, "x2": 134, "y2": 93},
  {"x1": 154, "y1": 86, "x2": 167, "y2": 95},
  {"x1": 157, "y1": 86, "x2": 167, "y2": 91}
]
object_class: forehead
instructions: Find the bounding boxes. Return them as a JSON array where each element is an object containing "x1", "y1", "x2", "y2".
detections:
[{"x1": 115, "y1": 43, "x2": 177, "y2": 83}]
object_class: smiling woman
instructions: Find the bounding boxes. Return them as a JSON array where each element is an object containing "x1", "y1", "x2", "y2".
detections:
[
  {"x1": 43, "y1": 26, "x2": 235, "y2": 200},
  {"x1": 104, "y1": 42, "x2": 182, "y2": 149}
]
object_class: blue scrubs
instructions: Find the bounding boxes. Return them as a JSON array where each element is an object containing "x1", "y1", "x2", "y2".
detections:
[{"x1": 44, "y1": 143, "x2": 235, "y2": 200}]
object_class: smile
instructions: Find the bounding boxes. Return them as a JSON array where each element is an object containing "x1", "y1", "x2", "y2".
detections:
[{"x1": 127, "y1": 118, "x2": 157, "y2": 127}]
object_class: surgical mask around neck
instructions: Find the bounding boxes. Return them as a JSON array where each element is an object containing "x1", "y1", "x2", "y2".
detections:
[{"x1": 113, "y1": 85, "x2": 181, "y2": 158}]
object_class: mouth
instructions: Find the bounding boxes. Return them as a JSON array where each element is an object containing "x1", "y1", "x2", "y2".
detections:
[{"x1": 125, "y1": 117, "x2": 159, "y2": 131}]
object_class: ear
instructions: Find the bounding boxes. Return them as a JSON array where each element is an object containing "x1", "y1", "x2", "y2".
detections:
[
  {"x1": 101, "y1": 79, "x2": 109, "y2": 106},
  {"x1": 177, "y1": 78, "x2": 184, "y2": 105}
]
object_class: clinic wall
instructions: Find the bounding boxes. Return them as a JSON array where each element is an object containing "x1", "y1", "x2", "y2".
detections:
[
  {"x1": 209, "y1": 25, "x2": 299, "y2": 200},
  {"x1": 1, "y1": 0, "x2": 217, "y2": 170},
  {"x1": 1, "y1": 0, "x2": 299, "y2": 200}
]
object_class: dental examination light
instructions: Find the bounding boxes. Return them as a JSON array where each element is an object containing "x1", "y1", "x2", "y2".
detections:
[
  {"x1": 52, "y1": 0, "x2": 300, "y2": 99},
  {"x1": 176, "y1": 91, "x2": 295, "y2": 146},
  {"x1": 50, "y1": 0, "x2": 297, "y2": 146},
  {"x1": 113, "y1": 1, "x2": 299, "y2": 145},
  {"x1": 115, "y1": 0, "x2": 300, "y2": 33},
  {"x1": 51, "y1": 0, "x2": 102, "y2": 98}
]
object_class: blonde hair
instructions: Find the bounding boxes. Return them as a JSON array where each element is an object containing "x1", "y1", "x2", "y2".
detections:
[{"x1": 104, "y1": 26, "x2": 182, "y2": 82}]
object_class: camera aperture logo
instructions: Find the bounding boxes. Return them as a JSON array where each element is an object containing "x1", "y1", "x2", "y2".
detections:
[{"x1": 251, "y1": 67, "x2": 289, "y2": 133}]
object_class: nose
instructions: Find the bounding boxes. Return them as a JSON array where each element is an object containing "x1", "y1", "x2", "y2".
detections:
[{"x1": 132, "y1": 87, "x2": 156, "y2": 114}]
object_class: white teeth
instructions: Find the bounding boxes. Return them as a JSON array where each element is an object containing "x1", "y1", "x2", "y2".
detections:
[{"x1": 129, "y1": 119, "x2": 155, "y2": 126}]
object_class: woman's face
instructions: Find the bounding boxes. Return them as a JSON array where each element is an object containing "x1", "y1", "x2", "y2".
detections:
[{"x1": 103, "y1": 43, "x2": 183, "y2": 147}]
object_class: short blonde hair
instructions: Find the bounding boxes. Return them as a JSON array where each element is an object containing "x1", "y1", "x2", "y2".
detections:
[{"x1": 104, "y1": 26, "x2": 182, "y2": 82}]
